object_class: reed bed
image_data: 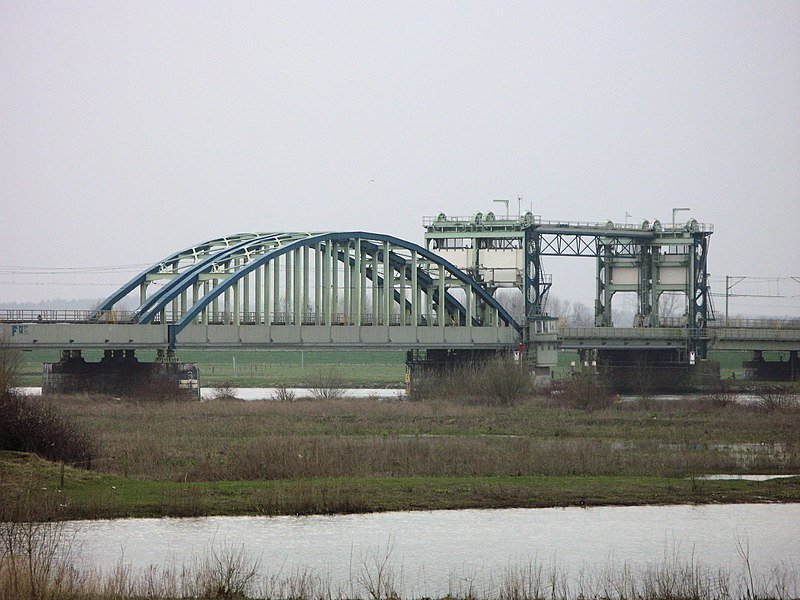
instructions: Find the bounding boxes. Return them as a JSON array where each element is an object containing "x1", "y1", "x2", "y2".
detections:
[
  {"x1": 34, "y1": 394, "x2": 800, "y2": 482},
  {"x1": 177, "y1": 435, "x2": 800, "y2": 482}
]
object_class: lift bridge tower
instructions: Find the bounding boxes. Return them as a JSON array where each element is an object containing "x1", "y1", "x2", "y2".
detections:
[{"x1": 424, "y1": 211, "x2": 713, "y2": 380}]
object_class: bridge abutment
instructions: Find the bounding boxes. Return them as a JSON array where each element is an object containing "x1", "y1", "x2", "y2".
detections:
[
  {"x1": 742, "y1": 350, "x2": 800, "y2": 382},
  {"x1": 594, "y1": 348, "x2": 720, "y2": 393},
  {"x1": 43, "y1": 349, "x2": 199, "y2": 397}
]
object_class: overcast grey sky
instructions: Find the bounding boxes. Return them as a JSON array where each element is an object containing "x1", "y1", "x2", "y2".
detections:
[{"x1": 1, "y1": 1, "x2": 798, "y2": 314}]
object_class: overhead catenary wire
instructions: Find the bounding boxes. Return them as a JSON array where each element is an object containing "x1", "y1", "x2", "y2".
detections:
[{"x1": 0, "y1": 263, "x2": 150, "y2": 275}]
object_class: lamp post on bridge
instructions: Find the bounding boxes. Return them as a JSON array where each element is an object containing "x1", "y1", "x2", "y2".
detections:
[
  {"x1": 672, "y1": 207, "x2": 690, "y2": 230},
  {"x1": 493, "y1": 198, "x2": 509, "y2": 219},
  {"x1": 725, "y1": 275, "x2": 746, "y2": 326}
]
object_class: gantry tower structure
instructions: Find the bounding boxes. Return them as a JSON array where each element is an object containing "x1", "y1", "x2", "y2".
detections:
[{"x1": 424, "y1": 211, "x2": 714, "y2": 371}]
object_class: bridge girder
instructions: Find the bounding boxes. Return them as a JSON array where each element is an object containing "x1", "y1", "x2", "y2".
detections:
[{"x1": 94, "y1": 231, "x2": 521, "y2": 349}]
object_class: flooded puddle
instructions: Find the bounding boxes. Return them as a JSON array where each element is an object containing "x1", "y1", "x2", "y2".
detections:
[{"x1": 697, "y1": 474, "x2": 798, "y2": 481}]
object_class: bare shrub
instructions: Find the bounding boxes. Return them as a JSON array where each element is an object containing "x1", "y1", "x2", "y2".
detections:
[
  {"x1": 0, "y1": 392, "x2": 96, "y2": 467},
  {"x1": 190, "y1": 544, "x2": 259, "y2": 599},
  {"x1": 210, "y1": 382, "x2": 239, "y2": 402},
  {"x1": 553, "y1": 372, "x2": 614, "y2": 411},
  {"x1": 0, "y1": 336, "x2": 20, "y2": 394},
  {"x1": 408, "y1": 364, "x2": 468, "y2": 402},
  {"x1": 271, "y1": 385, "x2": 297, "y2": 402},
  {"x1": 705, "y1": 381, "x2": 737, "y2": 408},
  {"x1": 482, "y1": 356, "x2": 534, "y2": 405},
  {"x1": 412, "y1": 356, "x2": 533, "y2": 406},
  {"x1": 0, "y1": 497, "x2": 85, "y2": 600},
  {"x1": 307, "y1": 369, "x2": 346, "y2": 400},
  {"x1": 355, "y1": 540, "x2": 401, "y2": 600},
  {"x1": 498, "y1": 560, "x2": 548, "y2": 600},
  {"x1": 261, "y1": 566, "x2": 333, "y2": 600},
  {"x1": 755, "y1": 385, "x2": 799, "y2": 412}
]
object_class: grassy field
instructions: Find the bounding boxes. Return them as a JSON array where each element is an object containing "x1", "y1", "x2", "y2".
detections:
[
  {"x1": 4, "y1": 451, "x2": 800, "y2": 521},
  {"x1": 2, "y1": 392, "x2": 799, "y2": 520},
  {"x1": 15, "y1": 349, "x2": 408, "y2": 387},
  {"x1": 14, "y1": 348, "x2": 788, "y2": 387}
]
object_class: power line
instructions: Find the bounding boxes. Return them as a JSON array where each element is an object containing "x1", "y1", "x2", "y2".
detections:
[
  {"x1": 0, "y1": 281, "x2": 132, "y2": 287},
  {"x1": 0, "y1": 280, "x2": 167, "y2": 287},
  {"x1": 710, "y1": 276, "x2": 800, "y2": 282},
  {"x1": 0, "y1": 264, "x2": 149, "y2": 275}
]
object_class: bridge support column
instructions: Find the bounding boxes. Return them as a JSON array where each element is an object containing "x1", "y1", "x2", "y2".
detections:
[
  {"x1": 595, "y1": 348, "x2": 719, "y2": 393},
  {"x1": 576, "y1": 349, "x2": 598, "y2": 372},
  {"x1": 527, "y1": 319, "x2": 559, "y2": 383},
  {"x1": 742, "y1": 350, "x2": 800, "y2": 382},
  {"x1": 595, "y1": 243, "x2": 613, "y2": 327},
  {"x1": 43, "y1": 350, "x2": 199, "y2": 397}
]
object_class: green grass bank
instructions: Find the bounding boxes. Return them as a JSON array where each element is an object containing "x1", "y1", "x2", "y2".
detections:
[
  {"x1": 2, "y1": 393, "x2": 799, "y2": 521},
  {"x1": 14, "y1": 348, "x2": 794, "y2": 387},
  {"x1": 4, "y1": 451, "x2": 800, "y2": 521}
]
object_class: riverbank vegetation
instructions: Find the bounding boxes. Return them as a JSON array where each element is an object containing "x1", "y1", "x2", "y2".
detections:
[
  {"x1": 3, "y1": 337, "x2": 800, "y2": 519},
  {"x1": 1, "y1": 388, "x2": 799, "y2": 520}
]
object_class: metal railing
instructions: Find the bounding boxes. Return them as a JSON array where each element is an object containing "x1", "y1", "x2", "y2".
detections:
[
  {"x1": 5, "y1": 308, "x2": 793, "y2": 334},
  {"x1": 0, "y1": 308, "x2": 510, "y2": 328},
  {"x1": 559, "y1": 327, "x2": 694, "y2": 340},
  {"x1": 423, "y1": 214, "x2": 536, "y2": 226},
  {"x1": 712, "y1": 318, "x2": 800, "y2": 330},
  {"x1": 146, "y1": 311, "x2": 503, "y2": 327},
  {"x1": 712, "y1": 327, "x2": 800, "y2": 340},
  {"x1": 424, "y1": 214, "x2": 714, "y2": 233},
  {"x1": 0, "y1": 309, "x2": 137, "y2": 323},
  {"x1": 660, "y1": 316, "x2": 800, "y2": 330}
]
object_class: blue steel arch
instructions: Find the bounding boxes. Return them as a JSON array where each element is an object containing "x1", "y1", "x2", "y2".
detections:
[
  {"x1": 92, "y1": 233, "x2": 270, "y2": 317},
  {"x1": 135, "y1": 233, "x2": 302, "y2": 322},
  {"x1": 163, "y1": 231, "x2": 521, "y2": 347}
]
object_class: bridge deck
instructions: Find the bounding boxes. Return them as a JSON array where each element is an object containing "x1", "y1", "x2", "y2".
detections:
[
  {"x1": 2, "y1": 313, "x2": 798, "y2": 353},
  {"x1": 555, "y1": 326, "x2": 800, "y2": 352},
  {"x1": 1, "y1": 322, "x2": 518, "y2": 351}
]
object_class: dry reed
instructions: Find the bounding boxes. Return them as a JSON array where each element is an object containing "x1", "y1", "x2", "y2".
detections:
[{"x1": 36, "y1": 394, "x2": 800, "y2": 482}]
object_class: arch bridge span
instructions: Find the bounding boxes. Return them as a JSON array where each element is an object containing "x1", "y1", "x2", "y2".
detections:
[{"x1": 79, "y1": 231, "x2": 520, "y2": 350}]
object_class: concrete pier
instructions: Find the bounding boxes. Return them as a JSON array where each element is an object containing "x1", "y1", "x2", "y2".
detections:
[
  {"x1": 742, "y1": 350, "x2": 799, "y2": 381},
  {"x1": 43, "y1": 349, "x2": 199, "y2": 397},
  {"x1": 595, "y1": 348, "x2": 720, "y2": 392}
]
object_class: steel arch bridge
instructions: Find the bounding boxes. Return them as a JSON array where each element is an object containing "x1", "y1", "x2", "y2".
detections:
[{"x1": 87, "y1": 231, "x2": 521, "y2": 350}]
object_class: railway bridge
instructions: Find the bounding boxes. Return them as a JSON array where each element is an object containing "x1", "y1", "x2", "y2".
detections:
[{"x1": 2, "y1": 216, "x2": 799, "y2": 393}]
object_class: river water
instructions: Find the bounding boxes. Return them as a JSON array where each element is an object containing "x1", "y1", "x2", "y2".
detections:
[
  {"x1": 19, "y1": 387, "x2": 793, "y2": 404},
  {"x1": 17, "y1": 386, "x2": 403, "y2": 399},
  {"x1": 63, "y1": 504, "x2": 799, "y2": 597}
]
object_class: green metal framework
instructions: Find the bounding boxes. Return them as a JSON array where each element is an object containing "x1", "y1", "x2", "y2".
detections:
[
  {"x1": 95, "y1": 231, "x2": 521, "y2": 348},
  {"x1": 424, "y1": 213, "x2": 715, "y2": 360}
]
